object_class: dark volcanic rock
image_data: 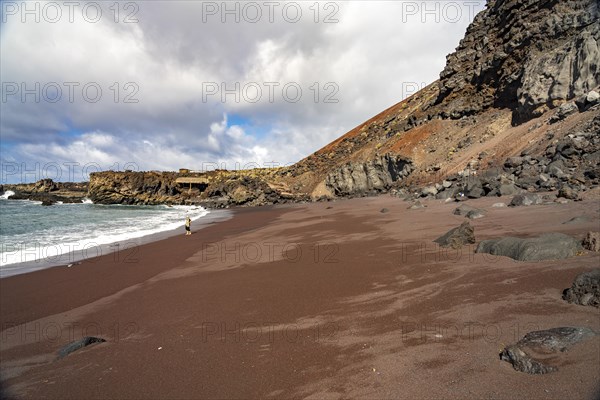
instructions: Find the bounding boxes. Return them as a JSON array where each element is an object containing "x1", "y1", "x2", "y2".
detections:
[
  {"x1": 464, "y1": 177, "x2": 484, "y2": 198},
  {"x1": 498, "y1": 183, "x2": 520, "y2": 196},
  {"x1": 434, "y1": 221, "x2": 475, "y2": 249},
  {"x1": 454, "y1": 192, "x2": 469, "y2": 202},
  {"x1": 504, "y1": 157, "x2": 525, "y2": 168},
  {"x1": 203, "y1": 176, "x2": 282, "y2": 207},
  {"x1": 508, "y1": 193, "x2": 544, "y2": 207},
  {"x1": 453, "y1": 204, "x2": 486, "y2": 219},
  {"x1": 516, "y1": 327, "x2": 596, "y2": 352},
  {"x1": 500, "y1": 345, "x2": 556, "y2": 374},
  {"x1": 408, "y1": 200, "x2": 426, "y2": 210},
  {"x1": 421, "y1": 186, "x2": 438, "y2": 197},
  {"x1": 325, "y1": 154, "x2": 412, "y2": 196},
  {"x1": 546, "y1": 160, "x2": 567, "y2": 179},
  {"x1": 4, "y1": 180, "x2": 88, "y2": 203},
  {"x1": 562, "y1": 269, "x2": 600, "y2": 307},
  {"x1": 558, "y1": 186, "x2": 581, "y2": 201},
  {"x1": 476, "y1": 233, "x2": 583, "y2": 261},
  {"x1": 33, "y1": 178, "x2": 58, "y2": 192},
  {"x1": 453, "y1": 204, "x2": 475, "y2": 216},
  {"x1": 58, "y1": 337, "x2": 106, "y2": 359},
  {"x1": 437, "y1": 0, "x2": 600, "y2": 123},
  {"x1": 465, "y1": 209, "x2": 486, "y2": 220},
  {"x1": 500, "y1": 327, "x2": 597, "y2": 374},
  {"x1": 550, "y1": 102, "x2": 580, "y2": 123},
  {"x1": 582, "y1": 232, "x2": 600, "y2": 252}
]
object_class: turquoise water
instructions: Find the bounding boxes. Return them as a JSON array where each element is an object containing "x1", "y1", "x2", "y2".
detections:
[{"x1": 0, "y1": 193, "x2": 221, "y2": 277}]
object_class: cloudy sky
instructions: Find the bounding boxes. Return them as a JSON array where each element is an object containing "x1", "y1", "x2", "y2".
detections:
[{"x1": 1, "y1": 0, "x2": 486, "y2": 183}]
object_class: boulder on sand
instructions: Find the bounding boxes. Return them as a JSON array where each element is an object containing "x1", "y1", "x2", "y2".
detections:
[
  {"x1": 465, "y1": 209, "x2": 486, "y2": 219},
  {"x1": 453, "y1": 204, "x2": 486, "y2": 219},
  {"x1": 465, "y1": 178, "x2": 484, "y2": 198},
  {"x1": 508, "y1": 193, "x2": 544, "y2": 207},
  {"x1": 421, "y1": 186, "x2": 438, "y2": 197},
  {"x1": 558, "y1": 186, "x2": 581, "y2": 201},
  {"x1": 562, "y1": 269, "x2": 600, "y2": 307},
  {"x1": 453, "y1": 204, "x2": 478, "y2": 215},
  {"x1": 434, "y1": 221, "x2": 475, "y2": 249},
  {"x1": 58, "y1": 337, "x2": 106, "y2": 359},
  {"x1": 476, "y1": 233, "x2": 582, "y2": 261},
  {"x1": 408, "y1": 200, "x2": 426, "y2": 210},
  {"x1": 500, "y1": 327, "x2": 597, "y2": 374},
  {"x1": 498, "y1": 183, "x2": 520, "y2": 196}
]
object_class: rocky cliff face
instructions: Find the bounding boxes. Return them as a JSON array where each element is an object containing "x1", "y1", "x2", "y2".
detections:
[
  {"x1": 88, "y1": 171, "x2": 182, "y2": 205},
  {"x1": 87, "y1": 170, "x2": 309, "y2": 207},
  {"x1": 325, "y1": 155, "x2": 412, "y2": 196},
  {"x1": 201, "y1": 174, "x2": 309, "y2": 208},
  {"x1": 437, "y1": 0, "x2": 599, "y2": 123}
]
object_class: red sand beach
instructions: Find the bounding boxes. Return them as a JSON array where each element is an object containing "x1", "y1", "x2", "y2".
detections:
[{"x1": 1, "y1": 194, "x2": 599, "y2": 399}]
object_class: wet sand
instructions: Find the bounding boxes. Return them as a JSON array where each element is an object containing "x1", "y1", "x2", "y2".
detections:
[{"x1": 1, "y1": 194, "x2": 599, "y2": 399}]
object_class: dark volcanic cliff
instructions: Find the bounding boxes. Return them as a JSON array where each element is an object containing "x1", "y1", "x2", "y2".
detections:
[{"x1": 437, "y1": 0, "x2": 599, "y2": 123}]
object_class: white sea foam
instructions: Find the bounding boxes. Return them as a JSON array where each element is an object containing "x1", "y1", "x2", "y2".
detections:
[
  {"x1": 0, "y1": 204, "x2": 218, "y2": 277},
  {"x1": 0, "y1": 190, "x2": 15, "y2": 199},
  {"x1": 81, "y1": 197, "x2": 93, "y2": 204}
]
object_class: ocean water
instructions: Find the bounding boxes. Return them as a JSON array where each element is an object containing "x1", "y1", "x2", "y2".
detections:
[{"x1": 0, "y1": 192, "x2": 227, "y2": 278}]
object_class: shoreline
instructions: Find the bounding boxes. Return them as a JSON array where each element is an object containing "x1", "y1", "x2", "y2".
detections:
[
  {"x1": 0, "y1": 205, "x2": 278, "y2": 327},
  {"x1": 0, "y1": 202, "x2": 232, "y2": 279},
  {"x1": 1, "y1": 194, "x2": 599, "y2": 399}
]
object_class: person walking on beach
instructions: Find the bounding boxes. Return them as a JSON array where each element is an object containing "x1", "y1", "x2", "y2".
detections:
[{"x1": 185, "y1": 216, "x2": 192, "y2": 236}]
